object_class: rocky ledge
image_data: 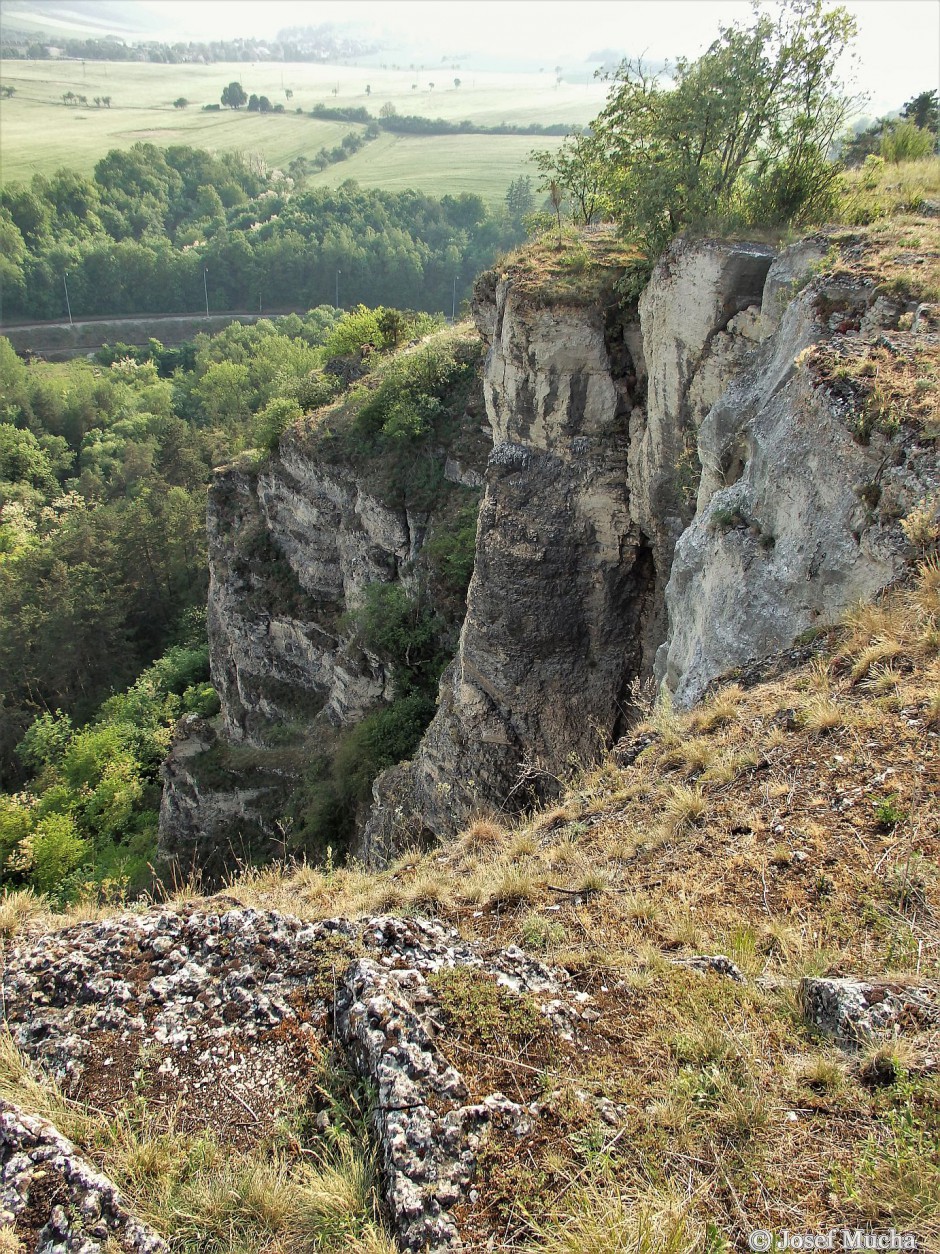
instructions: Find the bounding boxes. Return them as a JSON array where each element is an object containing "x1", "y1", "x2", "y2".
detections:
[{"x1": 0, "y1": 906, "x2": 585, "y2": 1251}]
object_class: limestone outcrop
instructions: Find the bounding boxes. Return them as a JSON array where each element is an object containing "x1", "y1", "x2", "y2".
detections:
[
  {"x1": 1, "y1": 906, "x2": 584, "y2": 1251},
  {"x1": 161, "y1": 230, "x2": 940, "y2": 867},
  {"x1": 363, "y1": 240, "x2": 783, "y2": 853},
  {"x1": 0, "y1": 1100, "x2": 169, "y2": 1253},
  {"x1": 158, "y1": 368, "x2": 489, "y2": 872},
  {"x1": 657, "y1": 246, "x2": 940, "y2": 706}
]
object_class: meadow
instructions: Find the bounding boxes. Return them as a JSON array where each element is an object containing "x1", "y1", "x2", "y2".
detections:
[{"x1": 0, "y1": 58, "x2": 607, "y2": 199}]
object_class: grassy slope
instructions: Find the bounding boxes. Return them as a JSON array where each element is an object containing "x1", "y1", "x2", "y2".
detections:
[
  {"x1": 6, "y1": 558, "x2": 937, "y2": 1250},
  {"x1": 306, "y1": 130, "x2": 557, "y2": 200},
  {"x1": 220, "y1": 561, "x2": 940, "y2": 1250},
  {"x1": 0, "y1": 59, "x2": 604, "y2": 197}
]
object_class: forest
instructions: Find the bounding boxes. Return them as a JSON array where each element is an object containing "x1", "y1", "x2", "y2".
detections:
[
  {"x1": 0, "y1": 304, "x2": 464, "y2": 902},
  {"x1": 0, "y1": 141, "x2": 526, "y2": 322}
]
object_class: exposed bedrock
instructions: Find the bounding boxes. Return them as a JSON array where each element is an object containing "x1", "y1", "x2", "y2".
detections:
[
  {"x1": 656, "y1": 247, "x2": 940, "y2": 706},
  {"x1": 362, "y1": 241, "x2": 778, "y2": 855},
  {"x1": 161, "y1": 233, "x2": 940, "y2": 868}
]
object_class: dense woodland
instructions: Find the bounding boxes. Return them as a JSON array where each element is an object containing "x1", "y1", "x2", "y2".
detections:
[
  {"x1": 0, "y1": 143, "x2": 526, "y2": 322},
  {"x1": 0, "y1": 305, "x2": 471, "y2": 900}
]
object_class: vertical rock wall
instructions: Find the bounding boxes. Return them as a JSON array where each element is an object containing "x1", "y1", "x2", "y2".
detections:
[
  {"x1": 162, "y1": 233, "x2": 939, "y2": 870},
  {"x1": 362, "y1": 242, "x2": 778, "y2": 855}
]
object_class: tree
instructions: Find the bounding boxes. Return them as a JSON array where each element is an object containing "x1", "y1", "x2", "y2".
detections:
[
  {"x1": 380, "y1": 101, "x2": 397, "y2": 118},
  {"x1": 901, "y1": 89, "x2": 938, "y2": 135},
  {"x1": 173, "y1": 97, "x2": 188, "y2": 109},
  {"x1": 505, "y1": 175, "x2": 534, "y2": 220},
  {"x1": 841, "y1": 90, "x2": 937, "y2": 167},
  {"x1": 221, "y1": 81, "x2": 247, "y2": 109},
  {"x1": 247, "y1": 93, "x2": 260, "y2": 111},
  {"x1": 365, "y1": 84, "x2": 371, "y2": 96},
  {"x1": 534, "y1": 130, "x2": 608, "y2": 224},
  {"x1": 453, "y1": 78, "x2": 461, "y2": 89},
  {"x1": 548, "y1": 179, "x2": 564, "y2": 243},
  {"x1": 567, "y1": 0, "x2": 857, "y2": 257},
  {"x1": 284, "y1": 88, "x2": 293, "y2": 100},
  {"x1": 258, "y1": 95, "x2": 272, "y2": 113}
]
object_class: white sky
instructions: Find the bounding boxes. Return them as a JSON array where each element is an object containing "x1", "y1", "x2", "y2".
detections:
[{"x1": 57, "y1": 0, "x2": 940, "y2": 119}]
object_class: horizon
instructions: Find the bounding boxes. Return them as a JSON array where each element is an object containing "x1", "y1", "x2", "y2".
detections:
[{"x1": 4, "y1": 0, "x2": 939, "y2": 121}]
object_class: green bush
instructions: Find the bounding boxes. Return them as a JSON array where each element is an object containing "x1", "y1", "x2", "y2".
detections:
[
  {"x1": 355, "y1": 339, "x2": 473, "y2": 441},
  {"x1": 324, "y1": 305, "x2": 389, "y2": 357},
  {"x1": 425, "y1": 499, "x2": 480, "y2": 600},
  {"x1": 3, "y1": 638, "x2": 213, "y2": 903},
  {"x1": 182, "y1": 682, "x2": 221, "y2": 718},
  {"x1": 252, "y1": 397, "x2": 303, "y2": 452},
  {"x1": 881, "y1": 122, "x2": 936, "y2": 164},
  {"x1": 29, "y1": 812, "x2": 90, "y2": 896},
  {"x1": 347, "y1": 582, "x2": 444, "y2": 695}
]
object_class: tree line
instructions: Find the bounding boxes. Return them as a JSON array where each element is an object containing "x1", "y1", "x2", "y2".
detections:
[
  {"x1": 309, "y1": 101, "x2": 569, "y2": 136},
  {"x1": 0, "y1": 141, "x2": 525, "y2": 323},
  {"x1": 0, "y1": 25, "x2": 377, "y2": 64}
]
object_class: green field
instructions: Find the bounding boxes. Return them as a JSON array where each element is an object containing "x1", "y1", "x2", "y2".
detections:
[
  {"x1": 0, "y1": 58, "x2": 606, "y2": 199},
  {"x1": 307, "y1": 131, "x2": 558, "y2": 199}
]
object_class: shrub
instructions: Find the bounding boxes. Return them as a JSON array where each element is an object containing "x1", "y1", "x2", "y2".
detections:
[
  {"x1": 253, "y1": 397, "x2": 303, "y2": 452},
  {"x1": 881, "y1": 122, "x2": 936, "y2": 164},
  {"x1": 28, "y1": 813, "x2": 90, "y2": 896}
]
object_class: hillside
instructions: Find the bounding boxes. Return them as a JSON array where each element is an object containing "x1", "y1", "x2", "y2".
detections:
[
  {"x1": 0, "y1": 59, "x2": 601, "y2": 195},
  {"x1": 0, "y1": 558, "x2": 937, "y2": 1250},
  {"x1": 1, "y1": 15, "x2": 939, "y2": 1241}
]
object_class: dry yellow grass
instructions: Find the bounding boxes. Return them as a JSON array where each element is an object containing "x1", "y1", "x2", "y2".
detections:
[{"x1": 151, "y1": 559, "x2": 938, "y2": 1248}]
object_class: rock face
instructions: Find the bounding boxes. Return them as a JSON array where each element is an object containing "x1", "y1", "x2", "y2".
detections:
[
  {"x1": 363, "y1": 242, "x2": 780, "y2": 854},
  {"x1": 1, "y1": 906, "x2": 583, "y2": 1252},
  {"x1": 363, "y1": 283, "x2": 651, "y2": 856},
  {"x1": 163, "y1": 232, "x2": 940, "y2": 867},
  {"x1": 158, "y1": 376, "x2": 489, "y2": 873},
  {"x1": 655, "y1": 246, "x2": 940, "y2": 706}
]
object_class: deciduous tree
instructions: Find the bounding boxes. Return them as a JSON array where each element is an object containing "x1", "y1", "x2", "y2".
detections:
[{"x1": 221, "y1": 81, "x2": 247, "y2": 109}]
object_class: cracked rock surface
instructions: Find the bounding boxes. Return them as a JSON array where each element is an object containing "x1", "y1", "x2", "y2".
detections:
[
  {"x1": 0, "y1": 1098, "x2": 169, "y2": 1253},
  {"x1": 1, "y1": 906, "x2": 580, "y2": 1251},
  {"x1": 800, "y1": 976, "x2": 938, "y2": 1045}
]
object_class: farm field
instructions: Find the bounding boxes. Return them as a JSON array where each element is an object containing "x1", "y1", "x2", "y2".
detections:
[
  {"x1": 307, "y1": 131, "x2": 559, "y2": 200},
  {"x1": 0, "y1": 58, "x2": 606, "y2": 198}
]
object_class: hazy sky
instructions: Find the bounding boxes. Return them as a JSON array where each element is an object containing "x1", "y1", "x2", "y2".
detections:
[{"x1": 105, "y1": 0, "x2": 940, "y2": 118}]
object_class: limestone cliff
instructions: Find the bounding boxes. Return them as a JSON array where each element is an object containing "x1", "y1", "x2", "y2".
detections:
[
  {"x1": 158, "y1": 332, "x2": 490, "y2": 873},
  {"x1": 657, "y1": 244, "x2": 940, "y2": 704},
  {"x1": 162, "y1": 229, "x2": 939, "y2": 868}
]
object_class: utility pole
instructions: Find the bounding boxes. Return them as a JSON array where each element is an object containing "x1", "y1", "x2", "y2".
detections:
[
  {"x1": 204, "y1": 266, "x2": 209, "y2": 317},
  {"x1": 63, "y1": 272, "x2": 73, "y2": 326}
]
